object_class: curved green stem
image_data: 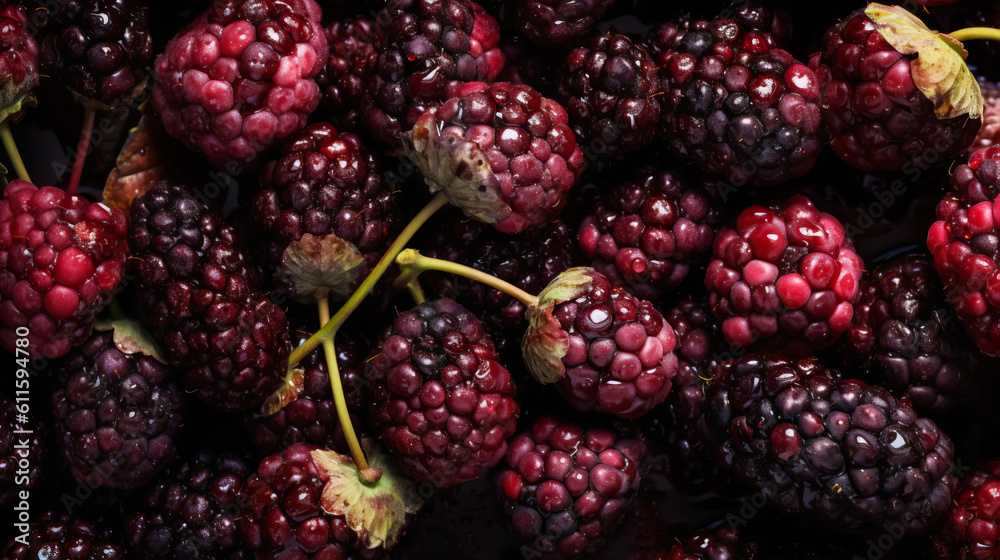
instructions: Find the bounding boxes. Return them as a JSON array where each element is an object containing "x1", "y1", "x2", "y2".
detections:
[
  {"x1": 0, "y1": 122, "x2": 29, "y2": 182},
  {"x1": 67, "y1": 106, "x2": 97, "y2": 195},
  {"x1": 950, "y1": 27, "x2": 1000, "y2": 43},
  {"x1": 394, "y1": 248, "x2": 539, "y2": 308},
  {"x1": 287, "y1": 192, "x2": 450, "y2": 372},
  {"x1": 318, "y1": 298, "x2": 381, "y2": 485}
]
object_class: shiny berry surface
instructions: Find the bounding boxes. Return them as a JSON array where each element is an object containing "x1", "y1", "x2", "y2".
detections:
[
  {"x1": 431, "y1": 80, "x2": 585, "y2": 234},
  {"x1": 928, "y1": 146, "x2": 1000, "y2": 356},
  {"x1": 707, "y1": 353, "x2": 956, "y2": 533},
  {"x1": 151, "y1": 0, "x2": 328, "y2": 169},
  {"x1": 705, "y1": 194, "x2": 863, "y2": 355},
  {"x1": 367, "y1": 298, "x2": 520, "y2": 487},
  {"x1": 363, "y1": 0, "x2": 504, "y2": 146},
  {"x1": 496, "y1": 415, "x2": 647, "y2": 559},
  {"x1": 809, "y1": 8, "x2": 980, "y2": 171},
  {"x1": 578, "y1": 166, "x2": 722, "y2": 300},
  {"x1": 547, "y1": 271, "x2": 678, "y2": 419},
  {"x1": 52, "y1": 329, "x2": 184, "y2": 489},
  {"x1": 0, "y1": 180, "x2": 128, "y2": 359}
]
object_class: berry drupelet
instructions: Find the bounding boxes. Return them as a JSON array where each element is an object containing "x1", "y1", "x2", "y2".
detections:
[
  {"x1": 577, "y1": 165, "x2": 722, "y2": 300},
  {"x1": 402, "y1": 81, "x2": 585, "y2": 234},
  {"x1": 652, "y1": 6, "x2": 823, "y2": 187},
  {"x1": 0, "y1": 180, "x2": 128, "y2": 359},
  {"x1": 363, "y1": 0, "x2": 504, "y2": 146},
  {"x1": 514, "y1": 0, "x2": 613, "y2": 48},
  {"x1": 522, "y1": 268, "x2": 678, "y2": 419},
  {"x1": 128, "y1": 181, "x2": 291, "y2": 412},
  {"x1": 366, "y1": 298, "x2": 519, "y2": 487},
  {"x1": 123, "y1": 452, "x2": 251, "y2": 560},
  {"x1": 151, "y1": 0, "x2": 328, "y2": 169},
  {"x1": 707, "y1": 353, "x2": 957, "y2": 533},
  {"x1": 808, "y1": 5, "x2": 982, "y2": 172},
  {"x1": 841, "y1": 252, "x2": 972, "y2": 415},
  {"x1": 556, "y1": 31, "x2": 661, "y2": 158},
  {"x1": 495, "y1": 414, "x2": 647, "y2": 559},
  {"x1": 252, "y1": 122, "x2": 403, "y2": 301},
  {"x1": 38, "y1": 0, "x2": 154, "y2": 107},
  {"x1": 928, "y1": 146, "x2": 1000, "y2": 356},
  {"x1": 3, "y1": 510, "x2": 126, "y2": 559},
  {"x1": 705, "y1": 194, "x2": 864, "y2": 355},
  {"x1": 0, "y1": 3, "x2": 39, "y2": 122},
  {"x1": 932, "y1": 460, "x2": 1000, "y2": 559},
  {"x1": 52, "y1": 328, "x2": 184, "y2": 489}
]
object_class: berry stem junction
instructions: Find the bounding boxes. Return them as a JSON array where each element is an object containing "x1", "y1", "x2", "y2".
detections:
[
  {"x1": 318, "y1": 297, "x2": 382, "y2": 485},
  {"x1": 286, "y1": 192, "x2": 450, "y2": 373}
]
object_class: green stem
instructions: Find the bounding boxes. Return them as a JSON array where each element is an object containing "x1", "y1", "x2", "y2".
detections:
[
  {"x1": 67, "y1": 106, "x2": 97, "y2": 195},
  {"x1": 259, "y1": 368, "x2": 305, "y2": 416},
  {"x1": 394, "y1": 248, "x2": 539, "y2": 308},
  {"x1": 0, "y1": 122, "x2": 29, "y2": 182},
  {"x1": 318, "y1": 298, "x2": 381, "y2": 485},
  {"x1": 287, "y1": 192, "x2": 450, "y2": 372},
  {"x1": 950, "y1": 27, "x2": 1000, "y2": 43},
  {"x1": 405, "y1": 278, "x2": 427, "y2": 305}
]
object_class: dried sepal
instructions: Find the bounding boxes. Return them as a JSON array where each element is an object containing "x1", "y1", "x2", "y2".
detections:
[
  {"x1": 104, "y1": 113, "x2": 181, "y2": 212},
  {"x1": 400, "y1": 112, "x2": 512, "y2": 224},
  {"x1": 865, "y1": 3, "x2": 983, "y2": 120},
  {"x1": 277, "y1": 233, "x2": 367, "y2": 303},
  {"x1": 521, "y1": 267, "x2": 597, "y2": 384},
  {"x1": 312, "y1": 441, "x2": 423, "y2": 549},
  {"x1": 93, "y1": 317, "x2": 166, "y2": 363}
]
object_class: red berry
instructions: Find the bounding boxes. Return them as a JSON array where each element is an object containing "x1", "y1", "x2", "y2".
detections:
[
  {"x1": 809, "y1": 7, "x2": 981, "y2": 171},
  {"x1": 0, "y1": 180, "x2": 128, "y2": 359},
  {"x1": 151, "y1": 0, "x2": 328, "y2": 169}
]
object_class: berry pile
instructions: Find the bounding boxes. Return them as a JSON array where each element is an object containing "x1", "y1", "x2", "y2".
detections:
[{"x1": 9, "y1": 1, "x2": 1000, "y2": 559}]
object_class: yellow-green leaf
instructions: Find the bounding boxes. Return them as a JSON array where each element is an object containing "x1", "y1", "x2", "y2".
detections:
[
  {"x1": 278, "y1": 233, "x2": 367, "y2": 303},
  {"x1": 521, "y1": 267, "x2": 596, "y2": 384},
  {"x1": 313, "y1": 441, "x2": 423, "y2": 549},
  {"x1": 400, "y1": 112, "x2": 512, "y2": 224},
  {"x1": 865, "y1": 3, "x2": 983, "y2": 120}
]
